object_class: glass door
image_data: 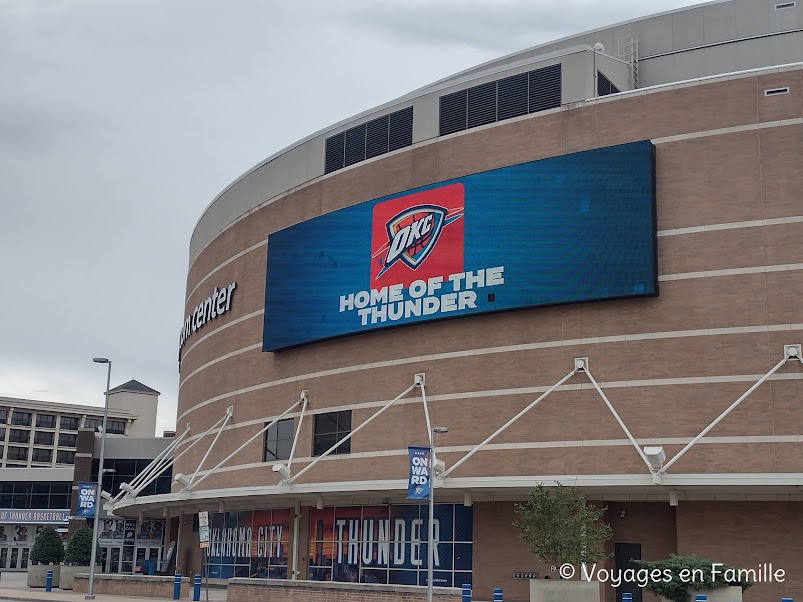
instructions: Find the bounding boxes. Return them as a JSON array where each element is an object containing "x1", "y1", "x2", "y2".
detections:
[
  {"x1": 20, "y1": 547, "x2": 29, "y2": 569},
  {"x1": 9, "y1": 547, "x2": 19, "y2": 570},
  {"x1": 104, "y1": 546, "x2": 123, "y2": 573},
  {"x1": 0, "y1": 546, "x2": 8, "y2": 569}
]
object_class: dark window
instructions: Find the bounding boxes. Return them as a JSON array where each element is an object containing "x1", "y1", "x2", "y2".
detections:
[
  {"x1": 60, "y1": 416, "x2": 79, "y2": 430},
  {"x1": 7, "y1": 446, "x2": 28, "y2": 461},
  {"x1": 324, "y1": 107, "x2": 414, "y2": 174},
  {"x1": 0, "y1": 428, "x2": 4, "y2": 442},
  {"x1": 11, "y1": 411, "x2": 31, "y2": 426},
  {"x1": 58, "y1": 433, "x2": 77, "y2": 447},
  {"x1": 9, "y1": 429, "x2": 29, "y2": 444},
  {"x1": 85, "y1": 416, "x2": 103, "y2": 431},
  {"x1": 597, "y1": 71, "x2": 620, "y2": 97},
  {"x1": 264, "y1": 418, "x2": 294, "y2": 462},
  {"x1": 56, "y1": 450, "x2": 75, "y2": 464},
  {"x1": 0, "y1": 409, "x2": 7, "y2": 424},
  {"x1": 313, "y1": 411, "x2": 351, "y2": 456},
  {"x1": 106, "y1": 419, "x2": 126, "y2": 435},
  {"x1": 34, "y1": 432, "x2": 54, "y2": 446},
  {"x1": 35, "y1": 414, "x2": 55, "y2": 428},
  {"x1": 439, "y1": 63, "x2": 562, "y2": 136},
  {"x1": 31, "y1": 448, "x2": 52, "y2": 463}
]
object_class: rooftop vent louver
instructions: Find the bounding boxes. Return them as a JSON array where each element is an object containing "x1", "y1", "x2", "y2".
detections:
[
  {"x1": 324, "y1": 106, "x2": 414, "y2": 175},
  {"x1": 439, "y1": 63, "x2": 562, "y2": 136}
]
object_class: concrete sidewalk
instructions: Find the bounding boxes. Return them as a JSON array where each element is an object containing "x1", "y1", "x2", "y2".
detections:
[{"x1": 0, "y1": 572, "x2": 226, "y2": 602}]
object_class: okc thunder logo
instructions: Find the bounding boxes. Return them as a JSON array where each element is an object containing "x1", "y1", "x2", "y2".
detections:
[{"x1": 376, "y1": 204, "x2": 462, "y2": 279}]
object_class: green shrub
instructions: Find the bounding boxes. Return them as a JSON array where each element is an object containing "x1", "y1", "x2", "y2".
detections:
[
  {"x1": 64, "y1": 526, "x2": 94, "y2": 566},
  {"x1": 636, "y1": 554, "x2": 753, "y2": 602},
  {"x1": 513, "y1": 483, "x2": 612, "y2": 566},
  {"x1": 30, "y1": 526, "x2": 64, "y2": 565}
]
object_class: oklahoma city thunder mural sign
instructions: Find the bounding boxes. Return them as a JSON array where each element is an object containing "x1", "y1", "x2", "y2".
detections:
[{"x1": 263, "y1": 140, "x2": 656, "y2": 351}]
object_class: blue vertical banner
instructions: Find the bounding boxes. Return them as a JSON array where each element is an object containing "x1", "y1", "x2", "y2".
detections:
[
  {"x1": 407, "y1": 447, "x2": 431, "y2": 500},
  {"x1": 76, "y1": 482, "x2": 97, "y2": 518}
]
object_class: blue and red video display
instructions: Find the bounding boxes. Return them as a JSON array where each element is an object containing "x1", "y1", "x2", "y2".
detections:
[{"x1": 264, "y1": 140, "x2": 656, "y2": 351}]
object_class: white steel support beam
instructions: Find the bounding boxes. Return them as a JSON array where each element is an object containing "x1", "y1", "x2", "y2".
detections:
[
  {"x1": 659, "y1": 351, "x2": 797, "y2": 475},
  {"x1": 581, "y1": 362, "x2": 654, "y2": 474},
  {"x1": 189, "y1": 394, "x2": 306, "y2": 491},
  {"x1": 110, "y1": 425, "x2": 191, "y2": 504},
  {"x1": 188, "y1": 405, "x2": 234, "y2": 487},
  {"x1": 286, "y1": 390, "x2": 309, "y2": 471},
  {"x1": 440, "y1": 367, "x2": 578, "y2": 478},
  {"x1": 126, "y1": 410, "x2": 234, "y2": 499},
  {"x1": 287, "y1": 379, "x2": 419, "y2": 484}
]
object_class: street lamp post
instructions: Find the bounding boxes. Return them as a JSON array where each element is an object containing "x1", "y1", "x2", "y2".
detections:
[
  {"x1": 593, "y1": 42, "x2": 605, "y2": 97},
  {"x1": 86, "y1": 357, "x2": 112, "y2": 600},
  {"x1": 428, "y1": 426, "x2": 448, "y2": 602}
]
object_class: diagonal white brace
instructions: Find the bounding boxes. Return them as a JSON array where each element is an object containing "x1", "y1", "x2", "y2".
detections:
[
  {"x1": 286, "y1": 390, "x2": 309, "y2": 470},
  {"x1": 188, "y1": 405, "x2": 235, "y2": 487},
  {"x1": 288, "y1": 378, "x2": 420, "y2": 484},
  {"x1": 189, "y1": 393, "x2": 306, "y2": 491},
  {"x1": 582, "y1": 367, "x2": 654, "y2": 473},
  {"x1": 440, "y1": 368, "x2": 577, "y2": 478},
  {"x1": 659, "y1": 355, "x2": 791, "y2": 475}
]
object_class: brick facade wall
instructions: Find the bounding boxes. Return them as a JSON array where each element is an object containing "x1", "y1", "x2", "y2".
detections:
[
  {"x1": 227, "y1": 578, "x2": 460, "y2": 602},
  {"x1": 73, "y1": 573, "x2": 191, "y2": 597}
]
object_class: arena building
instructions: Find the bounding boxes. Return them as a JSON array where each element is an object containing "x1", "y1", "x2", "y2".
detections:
[{"x1": 108, "y1": 0, "x2": 802, "y2": 600}]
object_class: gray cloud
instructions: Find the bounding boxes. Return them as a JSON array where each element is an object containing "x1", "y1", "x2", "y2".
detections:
[{"x1": 0, "y1": 0, "x2": 702, "y2": 435}]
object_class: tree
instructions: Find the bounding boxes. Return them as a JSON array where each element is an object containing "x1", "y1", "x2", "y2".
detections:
[
  {"x1": 636, "y1": 555, "x2": 752, "y2": 602},
  {"x1": 64, "y1": 526, "x2": 94, "y2": 566},
  {"x1": 30, "y1": 526, "x2": 65, "y2": 565},
  {"x1": 513, "y1": 484, "x2": 612, "y2": 566}
]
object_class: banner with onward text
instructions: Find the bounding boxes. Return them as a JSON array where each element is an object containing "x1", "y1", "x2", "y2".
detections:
[
  {"x1": 263, "y1": 140, "x2": 657, "y2": 351},
  {"x1": 407, "y1": 447, "x2": 431, "y2": 500},
  {"x1": 76, "y1": 482, "x2": 97, "y2": 518}
]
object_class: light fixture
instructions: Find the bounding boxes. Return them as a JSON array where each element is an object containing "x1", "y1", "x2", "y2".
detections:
[
  {"x1": 620, "y1": 509, "x2": 626, "y2": 518},
  {"x1": 87, "y1": 356, "x2": 112, "y2": 600},
  {"x1": 174, "y1": 473, "x2": 192, "y2": 488},
  {"x1": 100, "y1": 491, "x2": 113, "y2": 501},
  {"x1": 644, "y1": 446, "x2": 666, "y2": 471},
  {"x1": 463, "y1": 493, "x2": 473, "y2": 507},
  {"x1": 316, "y1": 496, "x2": 324, "y2": 510},
  {"x1": 273, "y1": 464, "x2": 291, "y2": 481},
  {"x1": 669, "y1": 491, "x2": 679, "y2": 506},
  {"x1": 433, "y1": 459, "x2": 446, "y2": 476},
  {"x1": 428, "y1": 426, "x2": 448, "y2": 602}
]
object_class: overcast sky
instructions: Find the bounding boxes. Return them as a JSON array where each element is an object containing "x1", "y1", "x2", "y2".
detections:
[{"x1": 0, "y1": 0, "x2": 702, "y2": 436}]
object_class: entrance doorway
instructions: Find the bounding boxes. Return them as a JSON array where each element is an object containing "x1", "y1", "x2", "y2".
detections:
[
  {"x1": 615, "y1": 542, "x2": 642, "y2": 602},
  {"x1": 0, "y1": 544, "x2": 30, "y2": 570}
]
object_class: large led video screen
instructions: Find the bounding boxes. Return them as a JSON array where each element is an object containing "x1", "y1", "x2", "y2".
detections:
[{"x1": 263, "y1": 140, "x2": 656, "y2": 351}]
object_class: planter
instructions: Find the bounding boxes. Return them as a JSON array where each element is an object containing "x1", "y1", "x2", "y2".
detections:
[
  {"x1": 530, "y1": 579, "x2": 601, "y2": 602},
  {"x1": 660, "y1": 586, "x2": 743, "y2": 602},
  {"x1": 27, "y1": 564, "x2": 61, "y2": 588},
  {"x1": 60, "y1": 565, "x2": 91, "y2": 590}
]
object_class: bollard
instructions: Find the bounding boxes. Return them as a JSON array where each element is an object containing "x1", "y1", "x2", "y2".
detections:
[
  {"x1": 462, "y1": 583, "x2": 471, "y2": 602},
  {"x1": 622, "y1": 594, "x2": 633, "y2": 602},
  {"x1": 493, "y1": 587, "x2": 503, "y2": 601},
  {"x1": 45, "y1": 569, "x2": 52, "y2": 592},
  {"x1": 193, "y1": 573, "x2": 201, "y2": 601},
  {"x1": 695, "y1": 596, "x2": 707, "y2": 602},
  {"x1": 173, "y1": 571, "x2": 181, "y2": 600}
]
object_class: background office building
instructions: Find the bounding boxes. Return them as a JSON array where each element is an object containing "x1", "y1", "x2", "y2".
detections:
[
  {"x1": 0, "y1": 380, "x2": 170, "y2": 573},
  {"x1": 106, "y1": 1, "x2": 801, "y2": 600}
]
